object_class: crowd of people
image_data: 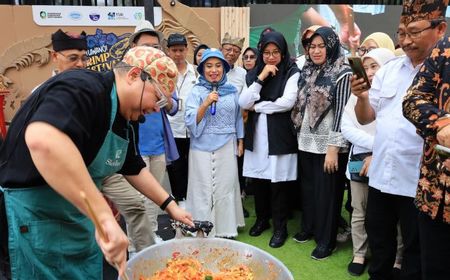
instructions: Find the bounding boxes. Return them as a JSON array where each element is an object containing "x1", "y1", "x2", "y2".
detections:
[{"x1": 0, "y1": 0, "x2": 449, "y2": 279}]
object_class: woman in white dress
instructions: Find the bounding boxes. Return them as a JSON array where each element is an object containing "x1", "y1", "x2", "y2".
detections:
[
  {"x1": 239, "y1": 31, "x2": 300, "y2": 248},
  {"x1": 185, "y1": 49, "x2": 245, "y2": 238}
]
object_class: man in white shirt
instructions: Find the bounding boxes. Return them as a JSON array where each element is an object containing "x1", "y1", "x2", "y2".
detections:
[
  {"x1": 166, "y1": 33, "x2": 197, "y2": 203},
  {"x1": 352, "y1": 0, "x2": 447, "y2": 279}
]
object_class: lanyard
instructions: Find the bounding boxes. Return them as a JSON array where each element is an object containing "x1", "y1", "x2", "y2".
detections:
[{"x1": 176, "y1": 72, "x2": 188, "y2": 95}]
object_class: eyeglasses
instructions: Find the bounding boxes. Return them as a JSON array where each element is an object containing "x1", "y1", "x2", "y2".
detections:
[
  {"x1": 357, "y1": 46, "x2": 376, "y2": 56},
  {"x1": 262, "y1": 50, "x2": 281, "y2": 58},
  {"x1": 243, "y1": 55, "x2": 256, "y2": 60},
  {"x1": 223, "y1": 47, "x2": 241, "y2": 55},
  {"x1": 148, "y1": 79, "x2": 168, "y2": 109},
  {"x1": 57, "y1": 52, "x2": 89, "y2": 63},
  {"x1": 397, "y1": 23, "x2": 437, "y2": 41}
]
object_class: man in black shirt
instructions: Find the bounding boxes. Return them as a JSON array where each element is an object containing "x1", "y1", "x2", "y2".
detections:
[{"x1": 0, "y1": 46, "x2": 192, "y2": 279}]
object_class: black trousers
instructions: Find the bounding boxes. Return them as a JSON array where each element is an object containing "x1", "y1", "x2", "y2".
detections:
[
  {"x1": 366, "y1": 187, "x2": 421, "y2": 280},
  {"x1": 418, "y1": 210, "x2": 450, "y2": 280},
  {"x1": 298, "y1": 151, "x2": 347, "y2": 250},
  {"x1": 167, "y1": 138, "x2": 190, "y2": 201},
  {"x1": 252, "y1": 178, "x2": 291, "y2": 232}
]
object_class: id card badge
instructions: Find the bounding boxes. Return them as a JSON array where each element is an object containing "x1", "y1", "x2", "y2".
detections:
[
  {"x1": 348, "y1": 161, "x2": 364, "y2": 173},
  {"x1": 178, "y1": 98, "x2": 183, "y2": 111}
]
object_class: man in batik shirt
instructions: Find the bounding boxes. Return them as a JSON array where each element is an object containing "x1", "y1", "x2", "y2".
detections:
[{"x1": 403, "y1": 35, "x2": 450, "y2": 279}]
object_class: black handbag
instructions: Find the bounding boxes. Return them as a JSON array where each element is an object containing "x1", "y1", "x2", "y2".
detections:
[{"x1": 349, "y1": 152, "x2": 371, "y2": 183}]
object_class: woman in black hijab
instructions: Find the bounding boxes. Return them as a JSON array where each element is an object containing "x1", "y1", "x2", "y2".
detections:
[
  {"x1": 291, "y1": 26, "x2": 352, "y2": 260},
  {"x1": 239, "y1": 31, "x2": 299, "y2": 248}
]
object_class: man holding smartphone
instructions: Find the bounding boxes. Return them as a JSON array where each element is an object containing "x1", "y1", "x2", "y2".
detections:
[
  {"x1": 351, "y1": 0, "x2": 447, "y2": 279},
  {"x1": 403, "y1": 29, "x2": 450, "y2": 279}
]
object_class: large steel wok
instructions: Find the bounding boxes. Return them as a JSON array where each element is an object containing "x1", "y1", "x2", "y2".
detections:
[{"x1": 125, "y1": 237, "x2": 294, "y2": 280}]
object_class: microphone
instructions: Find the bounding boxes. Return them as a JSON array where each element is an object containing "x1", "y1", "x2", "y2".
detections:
[{"x1": 210, "y1": 82, "x2": 218, "y2": 115}]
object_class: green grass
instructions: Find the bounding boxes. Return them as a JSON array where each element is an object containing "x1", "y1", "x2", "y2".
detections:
[{"x1": 235, "y1": 194, "x2": 369, "y2": 280}]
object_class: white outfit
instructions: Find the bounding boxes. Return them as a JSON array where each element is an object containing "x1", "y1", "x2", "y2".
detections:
[
  {"x1": 238, "y1": 72, "x2": 299, "y2": 182},
  {"x1": 368, "y1": 56, "x2": 423, "y2": 198},
  {"x1": 167, "y1": 62, "x2": 198, "y2": 138},
  {"x1": 227, "y1": 66, "x2": 246, "y2": 94}
]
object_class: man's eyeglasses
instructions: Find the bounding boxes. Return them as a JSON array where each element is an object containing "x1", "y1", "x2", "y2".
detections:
[
  {"x1": 148, "y1": 79, "x2": 168, "y2": 109},
  {"x1": 57, "y1": 52, "x2": 89, "y2": 63},
  {"x1": 243, "y1": 55, "x2": 256, "y2": 60},
  {"x1": 357, "y1": 46, "x2": 376, "y2": 56},
  {"x1": 262, "y1": 50, "x2": 281, "y2": 58},
  {"x1": 397, "y1": 20, "x2": 442, "y2": 41}
]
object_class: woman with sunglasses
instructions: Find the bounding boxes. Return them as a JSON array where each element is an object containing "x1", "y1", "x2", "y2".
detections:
[
  {"x1": 242, "y1": 47, "x2": 258, "y2": 72},
  {"x1": 185, "y1": 49, "x2": 245, "y2": 238}
]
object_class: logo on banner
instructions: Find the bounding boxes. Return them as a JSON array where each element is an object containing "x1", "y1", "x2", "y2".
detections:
[
  {"x1": 89, "y1": 12, "x2": 100, "y2": 21},
  {"x1": 134, "y1": 12, "x2": 143, "y2": 20},
  {"x1": 86, "y1": 29, "x2": 131, "y2": 72},
  {"x1": 39, "y1": 11, "x2": 47, "y2": 19},
  {"x1": 107, "y1": 11, "x2": 128, "y2": 21},
  {"x1": 69, "y1": 11, "x2": 82, "y2": 20}
]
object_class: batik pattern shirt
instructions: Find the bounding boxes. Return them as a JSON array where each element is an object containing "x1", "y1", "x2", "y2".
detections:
[{"x1": 403, "y1": 37, "x2": 450, "y2": 223}]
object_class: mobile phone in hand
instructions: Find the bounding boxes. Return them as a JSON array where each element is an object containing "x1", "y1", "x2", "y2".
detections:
[
  {"x1": 348, "y1": 56, "x2": 371, "y2": 90},
  {"x1": 434, "y1": 144, "x2": 450, "y2": 161}
]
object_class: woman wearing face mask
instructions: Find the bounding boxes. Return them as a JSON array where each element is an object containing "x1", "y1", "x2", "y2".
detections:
[
  {"x1": 291, "y1": 26, "x2": 352, "y2": 260},
  {"x1": 239, "y1": 31, "x2": 300, "y2": 248},
  {"x1": 184, "y1": 49, "x2": 245, "y2": 238},
  {"x1": 341, "y1": 48, "x2": 396, "y2": 276},
  {"x1": 242, "y1": 47, "x2": 258, "y2": 72}
]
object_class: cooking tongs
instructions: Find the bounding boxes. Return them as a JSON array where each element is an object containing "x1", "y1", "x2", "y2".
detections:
[{"x1": 171, "y1": 220, "x2": 214, "y2": 238}]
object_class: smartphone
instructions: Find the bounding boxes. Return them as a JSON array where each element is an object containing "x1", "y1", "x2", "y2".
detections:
[
  {"x1": 434, "y1": 144, "x2": 450, "y2": 160},
  {"x1": 348, "y1": 56, "x2": 371, "y2": 90}
]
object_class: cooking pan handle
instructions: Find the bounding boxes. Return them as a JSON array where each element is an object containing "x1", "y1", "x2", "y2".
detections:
[{"x1": 170, "y1": 220, "x2": 214, "y2": 238}]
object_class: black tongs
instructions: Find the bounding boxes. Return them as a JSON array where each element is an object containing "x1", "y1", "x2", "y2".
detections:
[{"x1": 171, "y1": 220, "x2": 214, "y2": 237}]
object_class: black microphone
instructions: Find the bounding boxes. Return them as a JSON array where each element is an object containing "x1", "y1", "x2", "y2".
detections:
[
  {"x1": 210, "y1": 82, "x2": 218, "y2": 115},
  {"x1": 138, "y1": 114, "x2": 146, "y2": 123}
]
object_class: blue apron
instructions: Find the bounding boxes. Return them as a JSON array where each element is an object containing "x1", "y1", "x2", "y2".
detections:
[{"x1": 1, "y1": 84, "x2": 129, "y2": 280}]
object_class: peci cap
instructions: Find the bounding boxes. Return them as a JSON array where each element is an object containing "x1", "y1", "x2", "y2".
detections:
[
  {"x1": 128, "y1": 20, "x2": 163, "y2": 46},
  {"x1": 51, "y1": 29, "x2": 87, "y2": 52},
  {"x1": 221, "y1": 32, "x2": 245, "y2": 50},
  {"x1": 197, "y1": 48, "x2": 230, "y2": 76},
  {"x1": 167, "y1": 33, "x2": 188, "y2": 48},
  {"x1": 122, "y1": 46, "x2": 178, "y2": 95},
  {"x1": 400, "y1": 0, "x2": 448, "y2": 25}
]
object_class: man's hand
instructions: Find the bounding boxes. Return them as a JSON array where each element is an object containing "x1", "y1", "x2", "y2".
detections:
[
  {"x1": 437, "y1": 124, "x2": 450, "y2": 148},
  {"x1": 351, "y1": 75, "x2": 369, "y2": 99},
  {"x1": 238, "y1": 139, "x2": 244, "y2": 157},
  {"x1": 166, "y1": 202, "x2": 194, "y2": 228},
  {"x1": 339, "y1": 22, "x2": 361, "y2": 50},
  {"x1": 95, "y1": 216, "x2": 129, "y2": 276}
]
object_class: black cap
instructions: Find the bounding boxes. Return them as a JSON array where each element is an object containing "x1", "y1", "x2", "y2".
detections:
[
  {"x1": 51, "y1": 29, "x2": 87, "y2": 52},
  {"x1": 167, "y1": 33, "x2": 187, "y2": 48}
]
